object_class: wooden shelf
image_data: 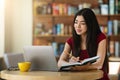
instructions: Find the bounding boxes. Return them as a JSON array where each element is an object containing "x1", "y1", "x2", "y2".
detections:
[
  {"x1": 108, "y1": 35, "x2": 120, "y2": 41},
  {"x1": 96, "y1": 15, "x2": 108, "y2": 26},
  {"x1": 34, "y1": 14, "x2": 109, "y2": 26},
  {"x1": 109, "y1": 14, "x2": 120, "y2": 20},
  {"x1": 34, "y1": 35, "x2": 71, "y2": 37},
  {"x1": 34, "y1": 0, "x2": 53, "y2": 2},
  {"x1": 109, "y1": 57, "x2": 120, "y2": 62},
  {"x1": 35, "y1": 14, "x2": 108, "y2": 18},
  {"x1": 53, "y1": 0, "x2": 99, "y2": 7},
  {"x1": 34, "y1": 14, "x2": 75, "y2": 18},
  {"x1": 34, "y1": 35, "x2": 71, "y2": 43}
]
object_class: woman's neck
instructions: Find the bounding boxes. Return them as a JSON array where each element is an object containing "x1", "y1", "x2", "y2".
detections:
[
  {"x1": 80, "y1": 34, "x2": 87, "y2": 50},
  {"x1": 81, "y1": 34, "x2": 86, "y2": 42}
]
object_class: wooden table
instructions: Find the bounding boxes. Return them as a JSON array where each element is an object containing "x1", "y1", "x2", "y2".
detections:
[{"x1": 1, "y1": 70, "x2": 103, "y2": 80}]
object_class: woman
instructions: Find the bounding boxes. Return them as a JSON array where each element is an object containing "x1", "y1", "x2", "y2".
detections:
[{"x1": 58, "y1": 8, "x2": 109, "y2": 80}]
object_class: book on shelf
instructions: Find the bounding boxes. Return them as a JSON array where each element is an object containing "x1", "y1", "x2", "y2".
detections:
[
  {"x1": 52, "y1": 3, "x2": 78, "y2": 15},
  {"x1": 118, "y1": 0, "x2": 120, "y2": 13},
  {"x1": 52, "y1": 23, "x2": 72, "y2": 36},
  {"x1": 113, "y1": 20, "x2": 120, "y2": 35},
  {"x1": 109, "y1": 41, "x2": 120, "y2": 57},
  {"x1": 108, "y1": 0, "x2": 120, "y2": 14},
  {"x1": 52, "y1": 42, "x2": 58, "y2": 57},
  {"x1": 100, "y1": 4, "x2": 108, "y2": 15},
  {"x1": 60, "y1": 56, "x2": 99, "y2": 70},
  {"x1": 108, "y1": 20, "x2": 113, "y2": 35},
  {"x1": 109, "y1": 0, "x2": 115, "y2": 15},
  {"x1": 109, "y1": 41, "x2": 115, "y2": 56},
  {"x1": 100, "y1": 25, "x2": 107, "y2": 34},
  {"x1": 52, "y1": 42, "x2": 64, "y2": 57},
  {"x1": 52, "y1": 3, "x2": 59, "y2": 15},
  {"x1": 115, "y1": 41, "x2": 120, "y2": 57},
  {"x1": 107, "y1": 20, "x2": 120, "y2": 35},
  {"x1": 115, "y1": 0, "x2": 120, "y2": 14}
]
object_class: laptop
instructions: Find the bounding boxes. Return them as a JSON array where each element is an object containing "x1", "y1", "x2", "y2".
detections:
[
  {"x1": 4, "y1": 53, "x2": 25, "y2": 70},
  {"x1": 23, "y1": 46, "x2": 59, "y2": 71}
]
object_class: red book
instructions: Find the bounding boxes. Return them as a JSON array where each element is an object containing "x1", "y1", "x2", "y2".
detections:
[{"x1": 52, "y1": 3, "x2": 59, "y2": 15}]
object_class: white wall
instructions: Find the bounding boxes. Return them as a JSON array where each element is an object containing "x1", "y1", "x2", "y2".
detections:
[
  {"x1": 0, "y1": 0, "x2": 5, "y2": 57},
  {"x1": 5, "y1": 0, "x2": 32, "y2": 53}
]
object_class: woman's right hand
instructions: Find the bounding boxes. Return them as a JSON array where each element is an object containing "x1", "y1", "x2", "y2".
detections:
[{"x1": 69, "y1": 56, "x2": 80, "y2": 63}]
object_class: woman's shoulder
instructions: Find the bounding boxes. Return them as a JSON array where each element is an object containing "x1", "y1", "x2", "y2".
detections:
[
  {"x1": 98, "y1": 32, "x2": 106, "y2": 38},
  {"x1": 67, "y1": 37, "x2": 73, "y2": 40},
  {"x1": 66, "y1": 37, "x2": 73, "y2": 45},
  {"x1": 66, "y1": 37, "x2": 73, "y2": 42},
  {"x1": 97, "y1": 32, "x2": 106, "y2": 44}
]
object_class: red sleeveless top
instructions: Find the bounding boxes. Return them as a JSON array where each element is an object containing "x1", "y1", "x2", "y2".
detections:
[{"x1": 66, "y1": 32, "x2": 109, "y2": 80}]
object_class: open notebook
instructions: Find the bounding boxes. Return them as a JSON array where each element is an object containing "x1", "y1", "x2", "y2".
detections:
[{"x1": 60, "y1": 56, "x2": 99, "y2": 70}]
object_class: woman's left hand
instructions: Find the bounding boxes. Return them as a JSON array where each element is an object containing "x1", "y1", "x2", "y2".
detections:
[{"x1": 71, "y1": 63, "x2": 90, "y2": 71}]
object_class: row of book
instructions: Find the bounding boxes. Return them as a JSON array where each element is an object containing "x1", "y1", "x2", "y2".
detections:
[
  {"x1": 108, "y1": 20, "x2": 120, "y2": 35},
  {"x1": 51, "y1": 42, "x2": 64, "y2": 57},
  {"x1": 34, "y1": 23, "x2": 72, "y2": 36},
  {"x1": 33, "y1": 1, "x2": 51, "y2": 15},
  {"x1": 109, "y1": 0, "x2": 120, "y2": 15},
  {"x1": 100, "y1": 25, "x2": 107, "y2": 34},
  {"x1": 100, "y1": 0, "x2": 120, "y2": 15},
  {"x1": 109, "y1": 41, "x2": 120, "y2": 57},
  {"x1": 35, "y1": 2, "x2": 100, "y2": 15},
  {"x1": 34, "y1": 0, "x2": 120, "y2": 15},
  {"x1": 53, "y1": 23, "x2": 72, "y2": 36},
  {"x1": 35, "y1": 2, "x2": 78, "y2": 15},
  {"x1": 52, "y1": 40, "x2": 120, "y2": 57},
  {"x1": 34, "y1": 20, "x2": 120, "y2": 36},
  {"x1": 52, "y1": 3, "x2": 78, "y2": 16},
  {"x1": 34, "y1": 23, "x2": 51, "y2": 36}
]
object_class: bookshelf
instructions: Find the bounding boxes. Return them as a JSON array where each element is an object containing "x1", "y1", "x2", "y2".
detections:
[
  {"x1": 33, "y1": 0, "x2": 120, "y2": 60},
  {"x1": 109, "y1": 57, "x2": 120, "y2": 62}
]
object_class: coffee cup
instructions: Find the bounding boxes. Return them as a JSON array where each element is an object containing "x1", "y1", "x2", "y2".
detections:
[{"x1": 18, "y1": 62, "x2": 31, "y2": 72}]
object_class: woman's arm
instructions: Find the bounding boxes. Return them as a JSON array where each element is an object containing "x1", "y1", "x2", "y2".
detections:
[
  {"x1": 57, "y1": 43, "x2": 71, "y2": 67},
  {"x1": 72, "y1": 39, "x2": 107, "y2": 71},
  {"x1": 89, "y1": 38, "x2": 107, "y2": 69}
]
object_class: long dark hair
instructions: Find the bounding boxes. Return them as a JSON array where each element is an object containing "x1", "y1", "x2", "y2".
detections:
[
  {"x1": 72, "y1": 8, "x2": 108, "y2": 73},
  {"x1": 72, "y1": 8, "x2": 101, "y2": 57}
]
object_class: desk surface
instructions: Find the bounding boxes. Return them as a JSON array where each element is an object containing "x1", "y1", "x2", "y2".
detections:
[{"x1": 1, "y1": 70, "x2": 103, "y2": 80}]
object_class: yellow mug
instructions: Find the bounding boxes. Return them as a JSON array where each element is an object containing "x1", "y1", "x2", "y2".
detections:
[{"x1": 18, "y1": 62, "x2": 31, "y2": 72}]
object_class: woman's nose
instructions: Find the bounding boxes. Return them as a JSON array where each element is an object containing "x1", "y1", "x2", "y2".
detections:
[{"x1": 77, "y1": 23, "x2": 81, "y2": 28}]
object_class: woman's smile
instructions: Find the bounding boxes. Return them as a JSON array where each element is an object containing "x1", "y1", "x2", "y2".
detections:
[{"x1": 76, "y1": 29, "x2": 82, "y2": 33}]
